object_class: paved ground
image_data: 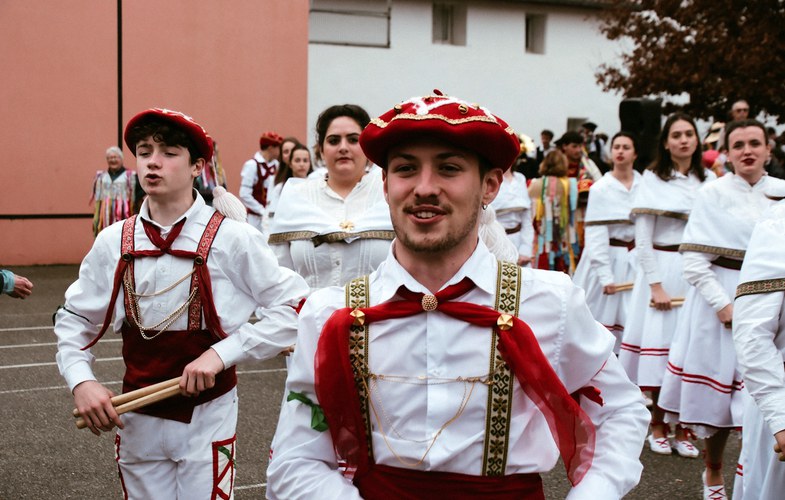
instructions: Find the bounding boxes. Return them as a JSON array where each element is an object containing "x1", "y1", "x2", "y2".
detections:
[{"x1": 1, "y1": 265, "x2": 741, "y2": 498}]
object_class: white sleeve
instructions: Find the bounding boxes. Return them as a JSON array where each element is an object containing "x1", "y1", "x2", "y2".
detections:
[
  {"x1": 519, "y1": 208, "x2": 534, "y2": 258},
  {"x1": 682, "y1": 251, "x2": 730, "y2": 311},
  {"x1": 634, "y1": 214, "x2": 661, "y2": 284},
  {"x1": 239, "y1": 160, "x2": 266, "y2": 215},
  {"x1": 266, "y1": 294, "x2": 363, "y2": 499},
  {"x1": 557, "y1": 282, "x2": 648, "y2": 498},
  {"x1": 734, "y1": 290, "x2": 785, "y2": 434},
  {"x1": 209, "y1": 227, "x2": 309, "y2": 367},
  {"x1": 585, "y1": 225, "x2": 613, "y2": 286},
  {"x1": 55, "y1": 232, "x2": 118, "y2": 391}
]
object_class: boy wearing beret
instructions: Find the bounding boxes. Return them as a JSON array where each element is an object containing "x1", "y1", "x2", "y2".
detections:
[
  {"x1": 55, "y1": 109, "x2": 308, "y2": 499},
  {"x1": 267, "y1": 92, "x2": 648, "y2": 499},
  {"x1": 240, "y1": 131, "x2": 283, "y2": 234}
]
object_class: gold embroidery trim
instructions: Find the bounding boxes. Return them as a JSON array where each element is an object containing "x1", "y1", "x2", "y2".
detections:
[
  {"x1": 346, "y1": 275, "x2": 373, "y2": 459},
  {"x1": 371, "y1": 114, "x2": 501, "y2": 128},
  {"x1": 678, "y1": 243, "x2": 746, "y2": 259},
  {"x1": 736, "y1": 278, "x2": 785, "y2": 298},
  {"x1": 584, "y1": 219, "x2": 633, "y2": 227},
  {"x1": 482, "y1": 260, "x2": 521, "y2": 476},
  {"x1": 630, "y1": 208, "x2": 689, "y2": 220},
  {"x1": 268, "y1": 230, "x2": 395, "y2": 245}
]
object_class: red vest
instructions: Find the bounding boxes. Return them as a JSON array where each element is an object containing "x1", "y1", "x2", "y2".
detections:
[
  {"x1": 85, "y1": 213, "x2": 237, "y2": 423},
  {"x1": 249, "y1": 159, "x2": 276, "y2": 213}
]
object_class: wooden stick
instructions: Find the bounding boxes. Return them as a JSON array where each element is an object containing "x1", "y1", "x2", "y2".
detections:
[
  {"x1": 73, "y1": 377, "x2": 180, "y2": 418},
  {"x1": 649, "y1": 297, "x2": 685, "y2": 307},
  {"x1": 613, "y1": 282, "x2": 635, "y2": 292},
  {"x1": 74, "y1": 378, "x2": 181, "y2": 429}
]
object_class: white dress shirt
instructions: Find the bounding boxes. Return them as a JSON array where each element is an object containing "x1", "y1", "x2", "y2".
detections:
[
  {"x1": 55, "y1": 193, "x2": 309, "y2": 391},
  {"x1": 491, "y1": 171, "x2": 534, "y2": 259},
  {"x1": 267, "y1": 241, "x2": 649, "y2": 499}
]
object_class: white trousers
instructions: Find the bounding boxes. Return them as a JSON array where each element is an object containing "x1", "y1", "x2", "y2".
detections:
[{"x1": 115, "y1": 389, "x2": 238, "y2": 500}]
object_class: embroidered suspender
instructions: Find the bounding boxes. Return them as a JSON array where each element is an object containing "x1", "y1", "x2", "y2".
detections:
[
  {"x1": 482, "y1": 260, "x2": 521, "y2": 476},
  {"x1": 120, "y1": 212, "x2": 226, "y2": 332},
  {"x1": 345, "y1": 261, "x2": 522, "y2": 475},
  {"x1": 346, "y1": 275, "x2": 374, "y2": 460}
]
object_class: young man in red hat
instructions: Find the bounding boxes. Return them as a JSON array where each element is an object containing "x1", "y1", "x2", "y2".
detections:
[
  {"x1": 267, "y1": 92, "x2": 649, "y2": 499},
  {"x1": 240, "y1": 131, "x2": 283, "y2": 234},
  {"x1": 55, "y1": 108, "x2": 308, "y2": 499}
]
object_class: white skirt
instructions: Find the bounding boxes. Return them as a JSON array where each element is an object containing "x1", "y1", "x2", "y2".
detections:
[
  {"x1": 733, "y1": 389, "x2": 784, "y2": 500},
  {"x1": 572, "y1": 245, "x2": 637, "y2": 354},
  {"x1": 658, "y1": 264, "x2": 744, "y2": 430},
  {"x1": 618, "y1": 249, "x2": 688, "y2": 388}
]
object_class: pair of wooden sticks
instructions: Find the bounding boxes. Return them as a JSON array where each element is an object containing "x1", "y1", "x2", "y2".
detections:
[
  {"x1": 613, "y1": 282, "x2": 634, "y2": 292},
  {"x1": 74, "y1": 377, "x2": 181, "y2": 429},
  {"x1": 649, "y1": 297, "x2": 685, "y2": 307}
]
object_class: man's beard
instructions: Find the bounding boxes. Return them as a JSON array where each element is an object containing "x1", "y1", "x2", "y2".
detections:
[{"x1": 393, "y1": 202, "x2": 480, "y2": 254}]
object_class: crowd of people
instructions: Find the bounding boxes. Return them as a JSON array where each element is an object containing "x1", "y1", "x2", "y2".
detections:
[{"x1": 51, "y1": 94, "x2": 785, "y2": 499}]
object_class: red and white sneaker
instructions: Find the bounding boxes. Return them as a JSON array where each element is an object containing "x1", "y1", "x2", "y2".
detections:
[
  {"x1": 647, "y1": 434, "x2": 672, "y2": 455},
  {"x1": 674, "y1": 438, "x2": 699, "y2": 458},
  {"x1": 702, "y1": 470, "x2": 727, "y2": 499}
]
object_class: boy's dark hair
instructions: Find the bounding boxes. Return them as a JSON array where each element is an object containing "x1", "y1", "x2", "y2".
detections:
[
  {"x1": 126, "y1": 118, "x2": 201, "y2": 164},
  {"x1": 724, "y1": 119, "x2": 767, "y2": 149}
]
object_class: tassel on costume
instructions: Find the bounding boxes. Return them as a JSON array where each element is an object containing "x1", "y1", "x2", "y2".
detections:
[{"x1": 211, "y1": 186, "x2": 247, "y2": 222}]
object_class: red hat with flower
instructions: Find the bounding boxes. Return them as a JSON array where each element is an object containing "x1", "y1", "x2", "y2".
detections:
[
  {"x1": 359, "y1": 90, "x2": 520, "y2": 171},
  {"x1": 124, "y1": 108, "x2": 213, "y2": 160},
  {"x1": 259, "y1": 131, "x2": 284, "y2": 149}
]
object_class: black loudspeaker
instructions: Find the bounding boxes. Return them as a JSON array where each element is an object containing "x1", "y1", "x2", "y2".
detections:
[{"x1": 619, "y1": 98, "x2": 662, "y2": 172}]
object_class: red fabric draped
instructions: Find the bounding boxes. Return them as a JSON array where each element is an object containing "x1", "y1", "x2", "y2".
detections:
[{"x1": 315, "y1": 278, "x2": 595, "y2": 487}]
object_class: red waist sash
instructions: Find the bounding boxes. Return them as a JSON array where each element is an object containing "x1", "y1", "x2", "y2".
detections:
[
  {"x1": 121, "y1": 323, "x2": 236, "y2": 423},
  {"x1": 355, "y1": 463, "x2": 544, "y2": 500}
]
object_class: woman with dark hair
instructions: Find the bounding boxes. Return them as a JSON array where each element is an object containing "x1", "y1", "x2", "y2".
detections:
[
  {"x1": 268, "y1": 143, "x2": 313, "y2": 218},
  {"x1": 279, "y1": 136, "x2": 301, "y2": 171},
  {"x1": 619, "y1": 113, "x2": 715, "y2": 461},
  {"x1": 572, "y1": 131, "x2": 641, "y2": 353},
  {"x1": 268, "y1": 104, "x2": 393, "y2": 288},
  {"x1": 658, "y1": 119, "x2": 785, "y2": 497}
]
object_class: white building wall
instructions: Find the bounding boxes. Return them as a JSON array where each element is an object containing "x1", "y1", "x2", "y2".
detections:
[{"x1": 307, "y1": 0, "x2": 625, "y2": 148}]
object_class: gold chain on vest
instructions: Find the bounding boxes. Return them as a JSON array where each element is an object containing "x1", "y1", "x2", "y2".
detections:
[{"x1": 123, "y1": 267, "x2": 198, "y2": 340}]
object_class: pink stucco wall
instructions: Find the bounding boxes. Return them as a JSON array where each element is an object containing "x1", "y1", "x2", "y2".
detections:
[{"x1": 0, "y1": 0, "x2": 308, "y2": 265}]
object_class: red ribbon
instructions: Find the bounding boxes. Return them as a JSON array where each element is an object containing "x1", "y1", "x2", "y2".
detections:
[{"x1": 315, "y1": 278, "x2": 596, "y2": 486}]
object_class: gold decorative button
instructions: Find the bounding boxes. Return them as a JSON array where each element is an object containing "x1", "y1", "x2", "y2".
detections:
[
  {"x1": 339, "y1": 220, "x2": 355, "y2": 231},
  {"x1": 458, "y1": 104, "x2": 468, "y2": 114},
  {"x1": 394, "y1": 104, "x2": 403, "y2": 113},
  {"x1": 121, "y1": 253, "x2": 132, "y2": 262},
  {"x1": 350, "y1": 309, "x2": 366, "y2": 326},
  {"x1": 194, "y1": 255, "x2": 205, "y2": 266},
  {"x1": 421, "y1": 294, "x2": 438, "y2": 311},
  {"x1": 497, "y1": 314, "x2": 514, "y2": 331}
]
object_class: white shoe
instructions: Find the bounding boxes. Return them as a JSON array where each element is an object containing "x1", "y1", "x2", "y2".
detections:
[
  {"x1": 647, "y1": 434, "x2": 672, "y2": 455},
  {"x1": 702, "y1": 470, "x2": 727, "y2": 499},
  {"x1": 674, "y1": 438, "x2": 699, "y2": 458}
]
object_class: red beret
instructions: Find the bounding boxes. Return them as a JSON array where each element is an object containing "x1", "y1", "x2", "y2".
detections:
[
  {"x1": 259, "y1": 131, "x2": 284, "y2": 149},
  {"x1": 124, "y1": 108, "x2": 213, "y2": 161},
  {"x1": 359, "y1": 90, "x2": 520, "y2": 171}
]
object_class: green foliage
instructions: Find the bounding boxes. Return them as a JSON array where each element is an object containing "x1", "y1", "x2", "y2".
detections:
[{"x1": 596, "y1": 0, "x2": 785, "y2": 121}]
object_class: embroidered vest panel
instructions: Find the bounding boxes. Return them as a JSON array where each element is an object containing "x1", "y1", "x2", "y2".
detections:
[{"x1": 119, "y1": 214, "x2": 237, "y2": 423}]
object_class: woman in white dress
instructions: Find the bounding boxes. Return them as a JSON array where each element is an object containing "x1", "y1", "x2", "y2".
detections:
[
  {"x1": 267, "y1": 143, "x2": 313, "y2": 218},
  {"x1": 572, "y1": 132, "x2": 641, "y2": 353},
  {"x1": 268, "y1": 105, "x2": 394, "y2": 289},
  {"x1": 733, "y1": 196, "x2": 785, "y2": 500},
  {"x1": 658, "y1": 120, "x2": 785, "y2": 498},
  {"x1": 619, "y1": 113, "x2": 714, "y2": 460},
  {"x1": 490, "y1": 167, "x2": 534, "y2": 266}
]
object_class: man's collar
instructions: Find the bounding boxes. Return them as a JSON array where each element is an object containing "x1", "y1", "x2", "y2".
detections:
[
  {"x1": 139, "y1": 190, "x2": 205, "y2": 229},
  {"x1": 375, "y1": 238, "x2": 497, "y2": 303}
]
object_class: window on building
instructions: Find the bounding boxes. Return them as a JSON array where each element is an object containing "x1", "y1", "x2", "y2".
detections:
[
  {"x1": 309, "y1": 0, "x2": 391, "y2": 48},
  {"x1": 525, "y1": 14, "x2": 546, "y2": 54},
  {"x1": 567, "y1": 117, "x2": 589, "y2": 133},
  {"x1": 432, "y1": 3, "x2": 466, "y2": 46}
]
